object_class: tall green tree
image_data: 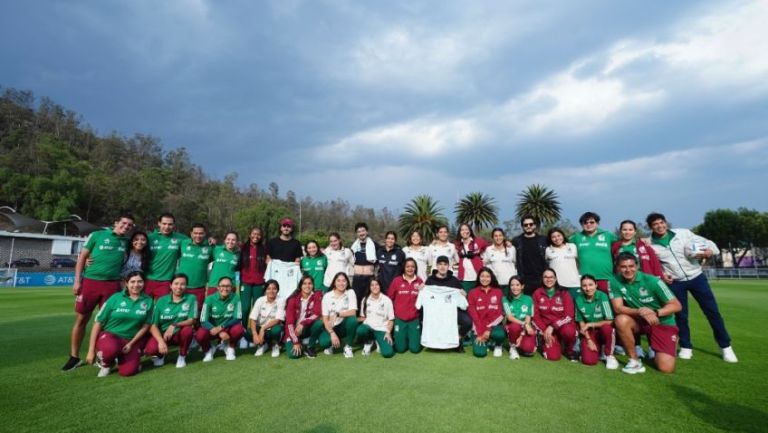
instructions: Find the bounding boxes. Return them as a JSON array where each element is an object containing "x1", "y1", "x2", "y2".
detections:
[
  {"x1": 455, "y1": 192, "x2": 498, "y2": 234},
  {"x1": 398, "y1": 195, "x2": 448, "y2": 244},
  {"x1": 695, "y1": 208, "x2": 768, "y2": 266},
  {"x1": 515, "y1": 184, "x2": 561, "y2": 227}
]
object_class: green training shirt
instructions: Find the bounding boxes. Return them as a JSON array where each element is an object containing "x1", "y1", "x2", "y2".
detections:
[
  {"x1": 301, "y1": 255, "x2": 327, "y2": 290},
  {"x1": 152, "y1": 293, "x2": 198, "y2": 334},
  {"x1": 96, "y1": 290, "x2": 153, "y2": 339},
  {"x1": 570, "y1": 229, "x2": 617, "y2": 279},
  {"x1": 176, "y1": 240, "x2": 213, "y2": 288},
  {"x1": 502, "y1": 294, "x2": 534, "y2": 321},
  {"x1": 200, "y1": 293, "x2": 242, "y2": 328},
  {"x1": 609, "y1": 272, "x2": 677, "y2": 326},
  {"x1": 575, "y1": 290, "x2": 614, "y2": 323},
  {"x1": 207, "y1": 246, "x2": 239, "y2": 287},
  {"x1": 146, "y1": 230, "x2": 188, "y2": 281},
  {"x1": 83, "y1": 229, "x2": 128, "y2": 281}
]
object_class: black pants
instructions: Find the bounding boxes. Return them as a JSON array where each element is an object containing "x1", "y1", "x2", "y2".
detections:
[
  {"x1": 352, "y1": 275, "x2": 372, "y2": 314},
  {"x1": 457, "y1": 309, "x2": 472, "y2": 338}
]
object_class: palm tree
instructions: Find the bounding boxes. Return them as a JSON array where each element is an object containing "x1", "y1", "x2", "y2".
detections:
[
  {"x1": 455, "y1": 192, "x2": 498, "y2": 234},
  {"x1": 515, "y1": 184, "x2": 562, "y2": 227},
  {"x1": 398, "y1": 195, "x2": 448, "y2": 244}
]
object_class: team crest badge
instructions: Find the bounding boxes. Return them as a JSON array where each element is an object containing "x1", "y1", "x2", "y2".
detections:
[
  {"x1": 182, "y1": 304, "x2": 190, "y2": 311},
  {"x1": 555, "y1": 298, "x2": 562, "y2": 305},
  {"x1": 522, "y1": 306, "x2": 528, "y2": 312},
  {"x1": 187, "y1": 246, "x2": 191, "y2": 251},
  {"x1": 120, "y1": 301, "x2": 127, "y2": 307},
  {"x1": 203, "y1": 247, "x2": 209, "y2": 254},
  {"x1": 140, "y1": 302, "x2": 148, "y2": 310},
  {"x1": 491, "y1": 296, "x2": 497, "y2": 304},
  {"x1": 227, "y1": 304, "x2": 234, "y2": 311},
  {"x1": 598, "y1": 234, "x2": 605, "y2": 241},
  {"x1": 164, "y1": 307, "x2": 171, "y2": 313},
  {"x1": 171, "y1": 239, "x2": 178, "y2": 244},
  {"x1": 639, "y1": 288, "x2": 649, "y2": 296},
  {"x1": 104, "y1": 238, "x2": 110, "y2": 244}
]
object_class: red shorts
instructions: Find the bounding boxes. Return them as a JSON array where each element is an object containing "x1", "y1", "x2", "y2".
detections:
[
  {"x1": 75, "y1": 278, "x2": 120, "y2": 315},
  {"x1": 639, "y1": 322, "x2": 679, "y2": 357},
  {"x1": 206, "y1": 287, "x2": 217, "y2": 296},
  {"x1": 145, "y1": 280, "x2": 171, "y2": 300},
  {"x1": 596, "y1": 280, "x2": 610, "y2": 294},
  {"x1": 186, "y1": 288, "x2": 206, "y2": 312}
]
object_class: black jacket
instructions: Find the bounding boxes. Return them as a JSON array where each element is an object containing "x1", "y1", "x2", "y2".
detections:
[{"x1": 511, "y1": 234, "x2": 548, "y2": 278}]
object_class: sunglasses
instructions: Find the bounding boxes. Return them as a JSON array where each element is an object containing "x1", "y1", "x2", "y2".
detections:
[{"x1": 523, "y1": 223, "x2": 536, "y2": 227}]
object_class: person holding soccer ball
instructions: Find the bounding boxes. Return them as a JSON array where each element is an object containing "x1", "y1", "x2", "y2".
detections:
[{"x1": 646, "y1": 212, "x2": 737, "y2": 363}]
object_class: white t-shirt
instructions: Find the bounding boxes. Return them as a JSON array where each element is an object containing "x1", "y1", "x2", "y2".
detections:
[
  {"x1": 403, "y1": 245, "x2": 431, "y2": 282},
  {"x1": 428, "y1": 242, "x2": 458, "y2": 269},
  {"x1": 545, "y1": 243, "x2": 580, "y2": 288},
  {"x1": 323, "y1": 247, "x2": 354, "y2": 287},
  {"x1": 416, "y1": 285, "x2": 468, "y2": 349},
  {"x1": 361, "y1": 294, "x2": 395, "y2": 332},
  {"x1": 482, "y1": 245, "x2": 517, "y2": 286},
  {"x1": 321, "y1": 289, "x2": 358, "y2": 327},
  {"x1": 248, "y1": 296, "x2": 286, "y2": 327},
  {"x1": 265, "y1": 260, "x2": 301, "y2": 303}
]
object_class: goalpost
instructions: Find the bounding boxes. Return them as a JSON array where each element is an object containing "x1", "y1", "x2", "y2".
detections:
[{"x1": 0, "y1": 268, "x2": 18, "y2": 288}]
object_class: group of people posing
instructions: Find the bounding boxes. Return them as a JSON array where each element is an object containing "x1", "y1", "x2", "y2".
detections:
[{"x1": 62, "y1": 210, "x2": 738, "y2": 377}]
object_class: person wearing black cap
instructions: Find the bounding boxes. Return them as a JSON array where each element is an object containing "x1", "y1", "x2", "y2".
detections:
[
  {"x1": 267, "y1": 218, "x2": 303, "y2": 264},
  {"x1": 423, "y1": 255, "x2": 473, "y2": 352}
]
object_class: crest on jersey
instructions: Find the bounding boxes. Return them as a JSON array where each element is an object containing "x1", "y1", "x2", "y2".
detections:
[
  {"x1": 555, "y1": 297, "x2": 562, "y2": 305},
  {"x1": 598, "y1": 234, "x2": 605, "y2": 241},
  {"x1": 120, "y1": 301, "x2": 127, "y2": 307},
  {"x1": 391, "y1": 254, "x2": 397, "y2": 260},
  {"x1": 203, "y1": 247, "x2": 209, "y2": 254},
  {"x1": 227, "y1": 304, "x2": 234, "y2": 311},
  {"x1": 491, "y1": 296, "x2": 497, "y2": 304},
  {"x1": 187, "y1": 246, "x2": 191, "y2": 251},
  {"x1": 171, "y1": 239, "x2": 178, "y2": 244},
  {"x1": 522, "y1": 306, "x2": 528, "y2": 312},
  {"x1": 140, "y1": 302, "x2": 148, "y2": 310},
  {"x1": 639, "y1": 287, "x2": 649, "y2": 296},
  {"x1": 104, "y1": 238, "x2": 111, "y2": 244},
  {"x1": 164, "y1": 307, "x2": 171, "y2": 313}
]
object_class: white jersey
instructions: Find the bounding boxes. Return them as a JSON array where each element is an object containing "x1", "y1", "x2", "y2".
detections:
[
  {"x1": 248, "y1": 296, "x2": 286, "y2": 327},
  {"x1": 323, "y1": 247, "x2": 354, "y2": 287},
  {"x1": 322, "y1": 289, "x2": 358, "y2": 327},
  {"x1": 402, "y1": 246, "x2": 432, "y2": 282},
  {"x1": 265, "y1": 260, "x2": 301, "y2": 303},
  {"x1": 416, "y1": 285, "x2": 468, "y2": 349},
  {"x1": 428, "y1": 242, "x2": 458, "y2": 269},
  {"x1": 361, "y1": 294, "x2": 395, "y2": 332},
  {"x1": 482, "y1": 245, "x2": 517, "y2": 286},
  {"x1": 545, "y1": 243, "x2": 580, "y2": 288}
]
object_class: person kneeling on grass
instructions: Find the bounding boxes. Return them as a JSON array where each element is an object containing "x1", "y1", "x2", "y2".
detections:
[
  {"x1": 85, "y1": 271, "x2": 153, "y2": 378},
  {"x1": 575, "y1": 274, "x2": 618, "y2": 370},
  {"x1": 356, "y1": 279, "x2": 395, "y2": 358},
  {"x1": 285, "y1": 275, "x2": 324, "y2": 359},
  {"x1": 468, "y1": 267, "x2": 506, "y2": 358},
  {"x1": 610, "y1": 252, "x2": 682, "y2": 374},
  {"x1": 319, "y1": 272, "x2": 359, "y2": 358},
  {"x1": 144, "y1": 273, "x2": 197, "y2": 369},
  {"x1": 532, "y1": 268, "x2": 578, "y2": 361},
  {"x1": 503, "y1": 276, "x2": 536, "y2": 360},
  {"x1": 387, "y1": 258, "x2": 424, "y2": 354},
  {"x1": 249, "y1": 279, "x2": 286, "y2": 358},
  {"x1": 195, "y1": 277, "x2": 244, "y2": 362}
]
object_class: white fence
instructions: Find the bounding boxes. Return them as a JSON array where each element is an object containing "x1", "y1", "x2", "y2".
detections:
[{"x1": 705, "y1": 268, "x2": 768, "y2": 279}]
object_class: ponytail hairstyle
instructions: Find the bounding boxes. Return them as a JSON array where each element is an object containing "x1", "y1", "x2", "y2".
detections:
[{"x1": 361, "y1": 278, "x2": 384, "y2": 318}]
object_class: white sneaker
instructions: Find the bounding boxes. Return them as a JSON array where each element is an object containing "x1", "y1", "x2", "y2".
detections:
[
  {"x1": 324, "y1": 347, "x2": 333, "y2": 356},
  {"x1": 493, "y1": 345, "x2": 503, "y2": 358},
  {"x1": 648, "y1": 347, "x2": 656, "y2": 360},
  {"x1": 225, "y1": 347, "x2": 236, "y2": 361},
  {"x1": 343, "y1": 345, "x2": 354, "y2": 358},
  {"x1": 362, "y1": 343, "x2": 373, "y2": 357},
  {"x1": 678, "y1": 348, "x2": 693, "y2": 359},
  {"x1": 622, "y1": 358, "x2": 646, "y2": 375},
  {"x1": 202, "y1": 347, "x2": 215, "y2": 362},
  {"x1": 605, "y1": 355, "x2": 619, "y2": 370},
  {"x1": 509, "y1": 346, "x2": 520, "y2": 360},
  {"x1": 614, "y1": 345, "x2": 626, "y2": 356},
  {"x1": 722, "y1": 346, "x2": 738, "y2": 363},
  {"x1": 635, "y1": 345, "x2": 646, "y2": 359},
  {"x1": 175, "y1": 355, "x2": 186, "y2": 368},
  {"x1": 151, "y1": 356, "x2": 165, "y2": 367},
  {"x1": 97, "y1": 366, "x2": 111, "y2": 378},
  {"x1": 271, "y1": 344, "x2": 281, "y2": 358},
  {"x1": 254, "y1": 344, "x2": 268, "y2": 357},
  {"x1": 238, "y1": 337, "x2": 248, "y2": 349}
]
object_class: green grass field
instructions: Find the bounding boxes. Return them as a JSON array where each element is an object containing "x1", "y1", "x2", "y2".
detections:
[{"x1": 1, "y1": 281, "x2": 766, "y2": 433}]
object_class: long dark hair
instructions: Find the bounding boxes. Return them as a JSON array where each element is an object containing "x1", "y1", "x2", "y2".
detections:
[
  {"x1": 361, "y1": 278, "x2": 384, "y2": 317},
  {"x1": 304, "y1": 240, "x2": 324, "y2": 258},
  {"x1": 491, "y1": 227, "x2": 508, "y2": 257},
  {"x1": 240, "y1": 227, "x2": 267, "y2": 273},
  {"x1": 541, "y1": 267, "x2": 564, "y2": 291},
  {"x1": 128, "y1": 231, "x2": 150, "y2": 273},
  {"x1": 288, "y1": 274, "x2": 315, "y2": 301},
  {"x1": 506, "y1": 275, "x2": 525, "y2": 302},
  {"x1": 330, "y1": 272, "x2": 351, "y2": 292},
  {"x1": 475, "y1": 266, "x2": 500, "y2": 289}
]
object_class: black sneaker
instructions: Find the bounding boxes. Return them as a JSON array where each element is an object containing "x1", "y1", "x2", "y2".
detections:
[
  {"x1": 62, "y1": 356, "x2": 82, "y2": 372},
  {"x1": 305, "y1": 347, "x2": 317, "y2": 359}
]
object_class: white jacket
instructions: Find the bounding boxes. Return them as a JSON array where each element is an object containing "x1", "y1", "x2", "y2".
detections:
[{"x1": 649, "y1": 228, "x2": 719, "y2": 281}]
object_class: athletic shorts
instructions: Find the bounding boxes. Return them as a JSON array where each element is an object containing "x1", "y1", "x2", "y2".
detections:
[
  {"x1": 639, "y1": 322, "x2": 679, "y2": 357},
  {"x1": 75, "y1": 278, "x2": 120, "y2": 315},
  {"x1": 144, "y1": 280, "x2": 171, "y2": 300}
]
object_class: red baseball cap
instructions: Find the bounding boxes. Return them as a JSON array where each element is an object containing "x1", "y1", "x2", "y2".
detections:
[{"x1": 280, "y1": 218, "x2": 294, "y2": 227}]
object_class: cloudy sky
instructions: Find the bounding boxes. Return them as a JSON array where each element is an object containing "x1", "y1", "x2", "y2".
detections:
[{"x1": 2, "y1": 0, "x2": 767, "y2": 228}]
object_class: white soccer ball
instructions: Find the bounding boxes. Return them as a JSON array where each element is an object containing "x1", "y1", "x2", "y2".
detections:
[{"x1": 684, "y1": 241, "x2": 707, "y2": 259}]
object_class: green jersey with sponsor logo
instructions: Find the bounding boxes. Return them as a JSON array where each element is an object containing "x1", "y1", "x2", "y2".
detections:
[
  {"x1": 575, "y1": 290, "x2": 614, "y2": 323},
  {"x1": 83, "y1": 229, "x2": 128, "y2": 281},
  {"x1": 502, "y1": 294, "x2": 534, "y2": 321},
  {"x1": 609, "y1": 272, "x2": 677, "y2": 326},
  {"x1": 176, "y1": 240, "x2": 213, "y2": 288},
  {"x1": 207, "y1": 246, "x2": 239, "y2": 287},
  {"x1": 570, "y1": 229, "x2": 617, "y2": 279},
  {"x1": 146, "y1": 230, "x2": 188, "y2": 281},
  {"x1": 200, "y1": 293, "x2": 242, "y2": 327},
  {"x1": 152, "y1": 293, "x2": 198, "y2": 334},
  {"x1": 96, "y1": 291, "x2": 153, "y2": 338},
  {"x1": 301, "y1": 255, "x2": 327, "y2": 290}
]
